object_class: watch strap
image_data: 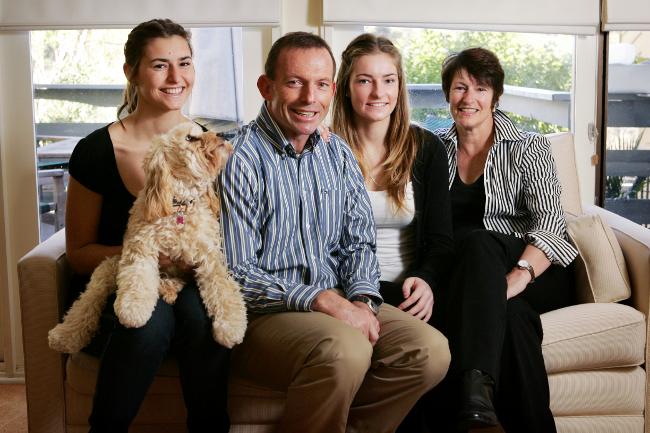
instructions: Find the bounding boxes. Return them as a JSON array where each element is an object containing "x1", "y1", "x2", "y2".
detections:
[{"x1": 517, "y1": 262, "x2": 536, "y2": 283}]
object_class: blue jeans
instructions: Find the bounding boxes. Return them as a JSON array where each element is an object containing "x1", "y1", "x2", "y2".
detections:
[{"x1": 86, "y1": 282, "x2": 230, "y2": 433}]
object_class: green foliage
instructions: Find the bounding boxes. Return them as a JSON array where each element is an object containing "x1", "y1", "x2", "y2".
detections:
[
  {"x1": 506, "y1": 112, "x2": 566, "y2": 134},
  {"x1": 31, "y1": 29, "x2": 128, "y2": 84},
  {"x1": 605, "y1": 176, "x2": 624, "y2": 198},
  {"x1": 31, "y1": 29, "x2": 128, "y2": 123},
  {"x1": 396, "y1": 29, "x2": 572, "y2": 91},
  {"x1": 367, "y1": 28, "x2": 573, "y2": 133},
  {"x1": 605, "y1": 128, "x2": 649, "y2": 199}
]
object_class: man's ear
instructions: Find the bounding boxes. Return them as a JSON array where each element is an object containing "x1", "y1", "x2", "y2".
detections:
[
  {"x1": 331, "y1": 81, "x2": 337, "y2": 96},
  {"x1": 257, "y1": 75, "x2": 273, "y2": 101}
]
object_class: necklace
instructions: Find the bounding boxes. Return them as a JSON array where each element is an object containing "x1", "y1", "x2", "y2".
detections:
[{"x1": 367, "y1": 172, "x2": 384, "y2": 187}]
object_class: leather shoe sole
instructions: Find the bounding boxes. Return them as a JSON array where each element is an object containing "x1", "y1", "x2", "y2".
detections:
[{"x1": 457, "y1": 408, "x2": 499, "y2": 430}]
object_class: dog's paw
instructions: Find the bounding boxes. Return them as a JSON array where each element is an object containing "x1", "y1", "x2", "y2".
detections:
[
  {"x1": 48, "y1": 324, "x2": 85, "y2": 354},
  {"x1": 159, "y1": 277, "x2": 184, "y2": 304},
  {"x1": 114, "y1": 289, "x2": 156, "y2": 328},
  {"x1": 212, "y1": 320, "x2": 247, "y2": 349},
  {"x1": 212, "y1": 302, "x2": 247, "y2": 348}
]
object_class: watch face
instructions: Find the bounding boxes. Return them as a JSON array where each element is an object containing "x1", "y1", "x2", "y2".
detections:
[
  {"x1": 354, "y1": 296, "x2": 378, "y2": 314},
  {"x1": 517, "y1": 259, "x2": 530, "y2": 268}
]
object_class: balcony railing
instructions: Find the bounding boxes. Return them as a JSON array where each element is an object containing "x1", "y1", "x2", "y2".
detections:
[{"x1": 33, "y1": 82, "x2": 649, "y2": 227}]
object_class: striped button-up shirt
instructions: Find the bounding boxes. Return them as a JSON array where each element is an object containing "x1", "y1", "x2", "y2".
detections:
[
  {"x1": 220, "y1": 104, "x2": 381, "y2": 313},
  {"x1": 435, "y1": 109, "x2": 578, "y2": 266}
]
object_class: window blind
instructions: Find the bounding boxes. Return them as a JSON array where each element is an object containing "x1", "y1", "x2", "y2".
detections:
[
  {"x1": 323, "y1": 0, "x2": 599, "y2": 35},
  {"x1": 0, "y1": 0, "x2": 280, "y2": 30}
]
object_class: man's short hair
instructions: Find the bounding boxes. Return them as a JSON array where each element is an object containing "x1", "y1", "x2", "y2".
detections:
[{"x1": 264, "y1": 31, "x2": 336, "y2": 80}]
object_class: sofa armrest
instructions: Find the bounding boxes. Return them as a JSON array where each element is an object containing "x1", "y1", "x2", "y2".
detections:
[
  {"x1": 584, "y1": 203, "x2": 650, "y2": 433},
  {"x1": 18, "y1": 229, "x2": 69, "y2": 433},
  {"x1": 584, "y1": 204, "x2": 650, "y2": 317}
]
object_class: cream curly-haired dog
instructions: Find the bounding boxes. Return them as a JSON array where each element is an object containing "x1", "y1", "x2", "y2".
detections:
[{"x1": 48, "y1": 122, "x2": 247, "y2": 353}]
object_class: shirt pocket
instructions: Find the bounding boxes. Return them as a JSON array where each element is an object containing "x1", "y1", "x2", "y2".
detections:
[{"x1": 317, "y1": 187, "x2": 344, "y2": 247}]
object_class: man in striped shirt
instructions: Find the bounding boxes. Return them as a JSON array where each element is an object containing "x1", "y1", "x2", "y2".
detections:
[{"x1": 220, "y1": 32, "x2": 450, "y2": 433}]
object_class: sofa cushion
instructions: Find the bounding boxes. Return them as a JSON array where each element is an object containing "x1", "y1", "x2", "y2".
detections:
[
  {"x1": 65, "y1": 352, "x2": 186, "y2": 426},
  {"x1": 228, "y1": 376, "x2": 285, "y2": 425},
  {"x1": 549, "y1": 367, "x2": 645, "y2": 416},
  {"x1": 66, "y1": 352, "x2": 180, "y2": 396},
  {"x1": 541, "y1": 303, "x2": 645, "y2": 373},
  {"x1": 554, "y1": 415, "x2": 644, "y2": 433},
  {"x1": 547, "y1": 132, "x2": 582, "y2": 216},
  {"x1": 567, "y1": 214, "x2": 632, "y2": 303}
]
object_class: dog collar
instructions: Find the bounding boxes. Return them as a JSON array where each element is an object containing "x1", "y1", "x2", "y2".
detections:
[{"x1": 172, "y1": 196, "x2": 195, "y2": 226}]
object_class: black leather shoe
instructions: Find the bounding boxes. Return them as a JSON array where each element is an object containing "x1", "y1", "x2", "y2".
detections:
[{"x1": 457, "y1": 369, "x2": 499, "y2": 430}]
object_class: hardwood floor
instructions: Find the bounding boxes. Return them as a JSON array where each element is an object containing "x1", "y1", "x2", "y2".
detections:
[{"x1": 0, "y1": 384, "x2": 27, "y2": 433}]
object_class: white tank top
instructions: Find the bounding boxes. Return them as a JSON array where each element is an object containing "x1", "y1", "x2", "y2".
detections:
[{"x1": 368, "y1": 182, "x2": 416, "y2": 283}]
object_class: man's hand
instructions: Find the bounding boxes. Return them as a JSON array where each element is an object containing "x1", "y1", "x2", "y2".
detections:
[
  {"x1": 398, "y1": 277, "x2": 434, "y2": 322},
  {"x1": 312, "y1": 290, "x2": 380, "y2": 345},
  {"x1": 317, "y1": 124, "x2": 331, "y2": 143}
]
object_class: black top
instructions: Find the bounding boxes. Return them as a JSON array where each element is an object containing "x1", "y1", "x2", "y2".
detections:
[
  {"x1": 68, "y1": 122, "x2": 210, "y2": 248},
  {"x1": 408, "y1": 125, "x2": 455, "y2": 293},
  {"x1": 450, "y1": 171, "x2": 486, "y2": 241},
  {"x1": 68, "y1": 124, "x2": 136, "y2": 246}
]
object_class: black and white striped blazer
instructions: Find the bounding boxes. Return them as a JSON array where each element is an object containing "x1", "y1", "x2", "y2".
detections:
[{"x1": 435, "y1": 110, "x2": 578, "y2": 267}]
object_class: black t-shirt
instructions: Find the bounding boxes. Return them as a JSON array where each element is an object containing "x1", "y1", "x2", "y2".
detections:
[
  {"x1": 68, "y1": 124, "x2": 136, "y2": 246},
  {"x1": 450, "y1": 171, "x2": 486, "y2": 241}
]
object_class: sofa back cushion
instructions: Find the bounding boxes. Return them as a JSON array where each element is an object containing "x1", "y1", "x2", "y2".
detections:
[
  {"x1": 566, "y1": 213, "x2": 632, "y2": 303},
  {"x1": 547, "y1": 132, "x2": 583, "y2": 217}
]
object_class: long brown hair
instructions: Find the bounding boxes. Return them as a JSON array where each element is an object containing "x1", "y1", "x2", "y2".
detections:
[
  {"x1": 117, "y1": 18, "x2": 192, "y2": 119},
  {"x1": 332, "y1": 33, "x2": 418, "y2": 211}
]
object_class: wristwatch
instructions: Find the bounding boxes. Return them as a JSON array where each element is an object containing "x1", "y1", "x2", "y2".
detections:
[
  {"x1": 516, "y1": 259, "x2": 536, "y2": 283},
  {"x1": 351, "y1": 295, "x2": 380, "y2": 315}
]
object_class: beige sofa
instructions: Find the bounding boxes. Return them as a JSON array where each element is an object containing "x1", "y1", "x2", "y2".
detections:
[{"x1": 18, "y1": 132, "x2": 650, "y2": 433}]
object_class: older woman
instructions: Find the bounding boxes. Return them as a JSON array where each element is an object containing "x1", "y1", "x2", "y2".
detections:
[{"x1": 434, "y1": 48, "x2": 577, "y2": 432}]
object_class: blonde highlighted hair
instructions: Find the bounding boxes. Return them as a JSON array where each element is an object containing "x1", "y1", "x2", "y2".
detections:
[{"x1": 332, "y1": 33, "x2": 419, "y2": 211}]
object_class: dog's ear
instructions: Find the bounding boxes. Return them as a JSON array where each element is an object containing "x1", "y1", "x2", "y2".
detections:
[
  {"x1": 206, "y1": 183, "x2": 221, "y2": 217},
  {"x1": 202, "y1": 133, "x2": 232, "y2": 175},
  {"x1": 142, "y1": 141, "x2": 174, "y2": 222}
]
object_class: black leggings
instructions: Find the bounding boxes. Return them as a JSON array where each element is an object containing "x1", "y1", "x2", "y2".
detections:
[
  {"x1": 388, "y1": 229, "x2": 574, "y2": 433},
  {"x1": 85, "y1": 282, "x2": 231, "y2": 433}
]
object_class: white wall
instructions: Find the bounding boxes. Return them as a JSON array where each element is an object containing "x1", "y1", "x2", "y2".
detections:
[
  {"x1": 0, "y1": 30, "x2": 39, "y2": 377},
  {"x1": 573, "y1": 34, "x2": 600, "y2": 203}
]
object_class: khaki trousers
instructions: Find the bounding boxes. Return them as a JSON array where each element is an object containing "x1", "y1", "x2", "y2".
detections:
[{"x1": 231, "y1": 303, "x2": 450, "y2": 433}]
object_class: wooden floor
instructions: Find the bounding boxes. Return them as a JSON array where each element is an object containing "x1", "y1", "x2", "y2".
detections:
[{"x1": 0, "y1": 384, "x2": 27, "y2": 433}]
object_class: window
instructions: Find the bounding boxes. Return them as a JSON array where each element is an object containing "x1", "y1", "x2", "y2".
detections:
[
  {"x1": 603, "y1": 31, "x2": 650, "y2": 226},
  {"x1": 30, "y1": 27, "x2": 244, "y2": 241},
  {"x1": 365, "y1": 27, "x2": 574, "y2": 134}
]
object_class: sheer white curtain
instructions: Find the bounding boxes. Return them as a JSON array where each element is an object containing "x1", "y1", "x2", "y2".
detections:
[{"x1": 190, "y1": 27, "x2": 244, "y2": 124}]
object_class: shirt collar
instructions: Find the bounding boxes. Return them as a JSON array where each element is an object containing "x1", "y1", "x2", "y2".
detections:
[
  {"x1": 255, "y1": 103, "x2": 323, "y2": 157},
  {"x1": 492, "y1": 108, "x2": 527, "y2": 143},
  {"x1": 441, "y1": 108, "x2": 527, "y2": 146}
]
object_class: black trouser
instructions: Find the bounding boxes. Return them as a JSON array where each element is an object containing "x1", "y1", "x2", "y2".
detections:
[
  {"x1": 389, "y1": 229, "x2": 574, "y2": 433},
  {"x1": 85, "y1": 282, "x2": 231, "y2": 433}
]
